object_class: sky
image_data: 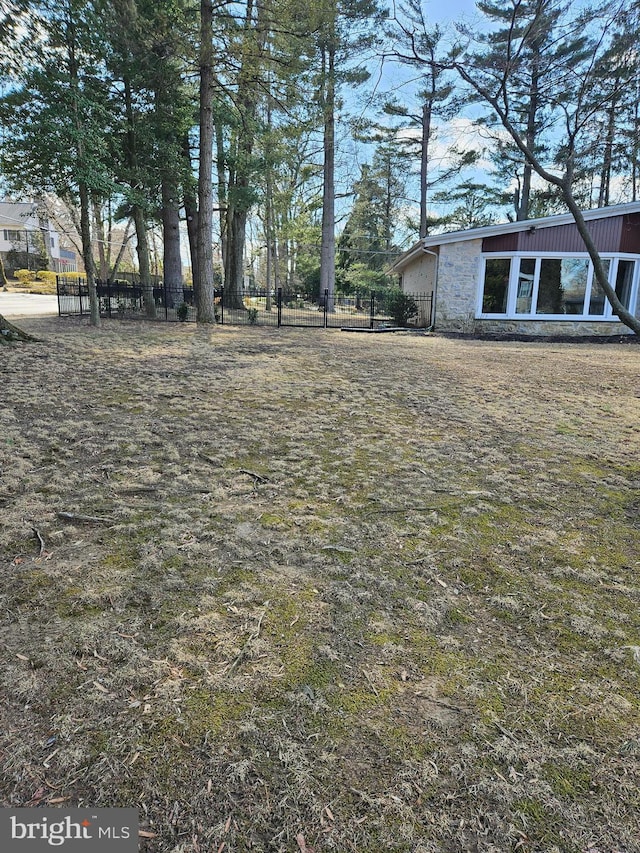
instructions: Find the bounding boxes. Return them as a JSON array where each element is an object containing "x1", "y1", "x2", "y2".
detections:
[{"x1": 421, "y1": 0, "x2": 479, "y2": 28}]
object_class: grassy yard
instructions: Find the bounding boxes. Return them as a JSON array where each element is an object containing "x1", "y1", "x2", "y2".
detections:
[{"x1": 1, "y1": 318, "x2": 639, "y2": 853}]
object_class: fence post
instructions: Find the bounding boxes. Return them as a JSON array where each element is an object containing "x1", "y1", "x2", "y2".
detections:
[
  {"x1": 79, "y1": 278, "x2": 84, "y2": 317},
  {"x1": 56, "y1": 275, "x2": 61, "y2": 317},
  {"x1": 370, "y1": 291, "x2": 375, "y2": 329},
  {"x1": 106, "y1": 278, "x2": 112, "y2": 318},
  {"x1": 277, "y1": 288, "x2": 282, "y2": 327},
  {"x1": 324, "y1": 289, "x2": 329, "y2": 328}
]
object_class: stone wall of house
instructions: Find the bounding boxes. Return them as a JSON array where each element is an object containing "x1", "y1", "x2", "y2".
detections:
[
  {"x1": 433, "y1": 238, "x2": 482, "y2": 332},
  {"x1": 473, "y1": 318, "x2": 634, "y2": 336}
]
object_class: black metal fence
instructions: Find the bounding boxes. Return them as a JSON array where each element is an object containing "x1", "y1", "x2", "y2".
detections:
[
  {"x1": 56, "y1": 277, "x2": 198, "y2": 321},
  {"x1": 57, "y1": 277, "x2": 433, "y2": 330}
]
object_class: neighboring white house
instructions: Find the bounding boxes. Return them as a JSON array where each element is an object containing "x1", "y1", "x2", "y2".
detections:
[
  {"x1": 390, "y1": 202, "x2": 640, "y2": 336},
  {"x1": 0, "y1": 200, "x2": 78, "y2": 275}
]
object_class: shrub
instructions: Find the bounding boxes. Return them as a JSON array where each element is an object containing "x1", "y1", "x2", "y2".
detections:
[
  {"x1": 384, "y1": 288, "x2": 418, "y2": 327},
  {"x1": 247, "y1": 307, "x2": 258, "y2": 325},
  {"x1": 177, "y1": 302, "x2": 189, "y2": 322},
  {"x1": 15, "y1": 269, "x2": 37, "y2": 285}
]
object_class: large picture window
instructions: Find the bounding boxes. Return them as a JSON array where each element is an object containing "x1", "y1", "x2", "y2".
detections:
[
  {"x1": 482, "y1": 258, "x2": 511, "y2": 313},
  {"x1": 479, "y1": 254, "x2": 638, "y2": 320},
  {"x1": 537, "y1": 258, "x2": 589, "y2": 315}
]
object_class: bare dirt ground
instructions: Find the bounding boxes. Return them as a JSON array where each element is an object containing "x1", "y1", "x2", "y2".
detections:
[{"x1": 1, "y1": 317, "x2": 639, "y2": 853}]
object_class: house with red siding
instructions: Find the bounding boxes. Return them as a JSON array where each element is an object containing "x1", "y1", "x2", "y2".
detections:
[{"x1": 390, "y1": 202, "x2": 640, "y2": 336}]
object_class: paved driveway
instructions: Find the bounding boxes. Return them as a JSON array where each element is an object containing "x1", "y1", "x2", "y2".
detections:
[{"x1": 0, "y1": 292, "x2": 59, "y2": 318}]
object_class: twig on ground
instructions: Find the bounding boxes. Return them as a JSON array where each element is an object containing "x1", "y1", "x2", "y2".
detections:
[
  {"x1": 362, "y1": 669, "x2": 379, "y2": 696},
  {"x1": 414, "y1": 693, "x2": 469, "y2": 714},
  {"x1": 56, "y1": 512, "x2": 114, "y2": 524},
  {"x1": 363, "y1": 506, "x2": 440, "y2": 518},
  {"x1": 197, "y1": 452, "x2": 219, "y2": 466},
  {"x1": 225, "y1": 605, "x2": 269, "y2": 676},
  {"x1": 31, "y1": 526, "x2": 46, "y2": 557},
  {"x1": 491, "y1": 719, "x2": 519, "y2": 740},
  {"x1": 238, "y1": 468, "x2": 269, "y2": 483}
]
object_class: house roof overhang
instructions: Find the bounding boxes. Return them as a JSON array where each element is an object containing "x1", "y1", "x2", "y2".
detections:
[{"x1": 389, "y1": 201, "x2": 640, "y2": 273}]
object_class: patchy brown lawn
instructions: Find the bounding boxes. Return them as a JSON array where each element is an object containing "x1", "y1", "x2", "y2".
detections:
[{"x1": 1, "y1": 317, "x2": 640, "y2": 853}]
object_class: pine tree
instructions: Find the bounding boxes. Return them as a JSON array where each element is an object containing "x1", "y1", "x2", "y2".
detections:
[
  {"x1": 470, "y1": 0, "x2": 563, "y2": 221},
  {"x1": 1, "y1": 0, "x2": 114, "y2": 326}
]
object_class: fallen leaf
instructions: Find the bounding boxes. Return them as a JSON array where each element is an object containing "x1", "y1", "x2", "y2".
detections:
[
  {"x1": 138, "y1": 830, "x2": 156, "y2": 839},
  {"x1": 16, "y1": 653, "x2": 29, "y2": 661},
  {"x1": 93, "y1": 681, "x2": 109, "y2": 693}
]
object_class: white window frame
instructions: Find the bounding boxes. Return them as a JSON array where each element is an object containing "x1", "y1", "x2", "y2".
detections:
[
  {"x1": 3, "y1": 228, "x2": 25, "y2": 242},
  {"x1": 477, "y1": 252, "x2": 640, "y2": 321}
]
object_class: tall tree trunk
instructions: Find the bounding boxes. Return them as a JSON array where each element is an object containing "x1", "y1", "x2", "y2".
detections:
[
  {"x1": 517, "y1": 52, "x2": 540, "y2": 221},
  {"x1": 225, "y1": 206, "x2": 247, "y2": 307},
  {"x1": 182, "y1": 135, "x2": 200, "y2": 298},
  {"x1": 598, "y1": 89, "x2": 618, "y2": 208},
  {"x1": 265, "y1": 183, "x2": 274, "y2": 311},
  {"x1": 215, "y1": 112, "x2": 227, "y2": 287},
  {"x1": 196, "y1": 0, "x2": 217, "y2": 323},
  {"x1": 93, "y1": 199, "x2": 108, "y2": 282},
  {"x1": 78, "y1": 180, "x2": 100, "y2": 326},
  {"x1": 110, "y1": 218, "x2": 133, "y2": 279},
  {"x1": 419, "y1": 100, "x2": 431, "y2": 238},
  {"x1": 132, "y1": 205, "x2": 155, "y2": 317},
  {"x1": 67, "y1": 6, "x2": 99, "y2": 326},
  {"x1": 124, "y1": 77, "x2": 155, "y2": 318},
  {"x1": 223, "y1": 0, "x2": 263, "y2": 310},
  {"x1": 320, "y1": 42, "x2": 336, "y2": 310},
  {"x1": 161, "y1": 178, "x2": 184, "y2": 308}
]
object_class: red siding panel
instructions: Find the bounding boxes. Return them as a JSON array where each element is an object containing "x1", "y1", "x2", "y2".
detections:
[
  {"x1": 483, "y1": 233, "x2": 518, "y2": 252},
  {"x1": 619, "y1": 213, "x2": 640, "y2": 253},
  {"x1": 482, "y1": 215, "x2": 632, "y2": 254}
]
